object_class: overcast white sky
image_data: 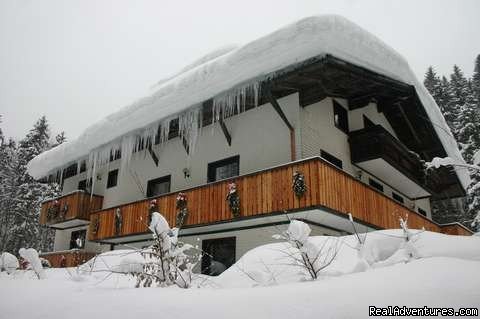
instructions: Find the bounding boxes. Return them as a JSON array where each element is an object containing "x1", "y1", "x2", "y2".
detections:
[{"x1": 1, "y1": 0, "x2": 479, "y2": 141}]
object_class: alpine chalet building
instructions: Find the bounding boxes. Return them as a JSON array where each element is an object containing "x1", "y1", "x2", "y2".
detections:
[{"x1": 28, "y1": 15, "x2": 471, "y2": 270}]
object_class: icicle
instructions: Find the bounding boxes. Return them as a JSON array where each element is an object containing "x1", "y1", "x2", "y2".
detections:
[{"x1": 212, "y1": 81, "x2": 261, "y2": 123}]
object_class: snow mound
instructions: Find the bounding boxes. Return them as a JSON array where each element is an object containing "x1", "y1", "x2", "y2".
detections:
[
  {"x1": 19, "y1": 248, "x2": 46, "y2": 279},
  {"x1": 80, "y1": 250, "x2": 145, "y2": 275},
  {"x1": 27, "y1": 15, "x2": 469, "y2": 190},
  {"x1": 0, "y1": 252, "x2": 19, "y2": 274},
  {"x1": 215, "y1": 230, "x2": 480, "y2": 288}
]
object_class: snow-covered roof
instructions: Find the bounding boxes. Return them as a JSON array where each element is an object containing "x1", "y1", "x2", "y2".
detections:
[{"x1": 26, "y1": 15, "x2": 470, "y2": 190}]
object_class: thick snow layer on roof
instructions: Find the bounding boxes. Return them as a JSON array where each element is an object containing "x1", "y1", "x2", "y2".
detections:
[{"x1": 27, "y1": 15, "x2": 469, "y2": 189}]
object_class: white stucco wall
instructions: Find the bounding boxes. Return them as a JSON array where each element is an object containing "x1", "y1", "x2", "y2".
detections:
[
  {"x1": 53, "y1": 226, "x2": 105, "y2": 253},
  {"x1": 113, "y1": 223, "x2": 342, "y2": 263},
  {"x1": 61, "y1": 93, "x2": 300, "y2": 209}
]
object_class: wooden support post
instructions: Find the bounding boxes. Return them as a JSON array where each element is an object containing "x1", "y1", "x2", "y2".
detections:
[
  {"x1": 266, "y1": 89, "x2": 296, "y2": 161},
  {"x1": 219, "y1": 118, "x2": 232, "y2": 146}
]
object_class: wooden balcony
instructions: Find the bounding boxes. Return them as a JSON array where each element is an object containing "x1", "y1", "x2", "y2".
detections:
[
  {"x1": 39, "y1": 250, "x2": 96, "y2": 268},
  {"x1": 349, "y1": 125, "x2": 432, "y2": 198},
  {"x1": 88, "y1": 157, "x2": 470, "y2": 242},
  {"x1": 40, "y1": 191, "x2": 103, "y2": 229}
]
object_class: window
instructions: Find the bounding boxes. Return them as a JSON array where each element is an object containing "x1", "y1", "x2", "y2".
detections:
[
  {"x1": 201, "y1": 237, "x2": 236, "y2": 276},
  {"x1": 369, "y1": 178, "x2": 384, "y2": 192},
  {"x1": 207, "y1": 155, "x2": 240, "y2": 182},
  {"x1": 78, "y1": 179, "x2": 87, "y2": 191},
  {"x1": 418, "y1": 208, "x2": 427, "y2": 217},
  {"x1": 70, "y1": 229, "x2": 86, "y2": 249},
  {"x1": 392, "y1": 192, "x2": 404, "y2": 204},
  {"x1": 320, "y1": 150, "x2": 343, "y2": 169},
  {"x1": 63, "y1": 163, "x2": 78, "y2": 179},
  {"x1": 333, "y1": 100, "x2": 349, "y2": 133},
  {"x1": 109, "y1": 150, "x2": 121, "y2": 162},
  {"x1": 78, "y1": 179, "x2": 92, "y2": 192},
  {"x1": 146, "y1": 175, "x2": 171, "y2": 198},
  {"x1": 79, "y1": 160, "x2": 87, "y2": 173},
  {"x1": 107, "y1": 169, "x2": 119, "y2": 188},
  {"x1": 363, "y1": 115, "x2": 375, "y2": 128}
]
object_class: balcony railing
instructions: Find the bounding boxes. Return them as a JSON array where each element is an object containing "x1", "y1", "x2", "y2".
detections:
[
  {"x1": 88, "y1": 157, "x2": 469, "y2": 241},
  {"x1": 348, "y1": 125, "x2": 430, "y2": 192},
  {"x1": 40, "y1": 190, "x2": 103, "y2": 227},
  {"x1": 39, "y1": 249, "x2": 96, "y2": 268}
]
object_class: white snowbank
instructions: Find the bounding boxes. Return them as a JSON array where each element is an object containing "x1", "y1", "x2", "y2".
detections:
[
  {"x1": 215, "y1": 229, "x2": 480, "y2": 288},
  {"x1": 79, "y1": 249, "x2": 145, "y2": 275},
  {"x1": 1, "y1": 229, "x2": 480, "y2": 319},
  {"x1": 0, "y1": 252, "x2": 19, "y2": 274},
  {"x1": 26, "y1": 15, "x2": 469, "y2": 190}
]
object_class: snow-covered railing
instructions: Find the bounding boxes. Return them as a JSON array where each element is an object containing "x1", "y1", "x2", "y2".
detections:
[{"x1": 87, "y1": 157, "x2": 471, "y2": 242}]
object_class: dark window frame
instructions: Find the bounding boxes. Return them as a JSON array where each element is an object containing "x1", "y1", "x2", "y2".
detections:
[
  {"x1": 333, "y1": 100, "x2": 349, "y2": 134},
  {"x1": 146, "y1": 175, "x2": 171, "y2": 198},
  {"x1": 392, "y1": 192, "x2": 404, "y2": 204},
  {"x1": 320, "y1": 150, "x2": 343, "y2": 169},
  {"x1": 207, "y1": 155, "x2": 240, "y2": 183},
  {"x1": 418, "y1": 208, "x2": 427, "y2": 217},
  {"x1": 70, "y1": 229, "x2": 86, "y2": 249},
  {"x1": 368, "y1": 178, "x2": 384, "y2": 193},
  {"x1": 106, "y1": 169, "x2": 119, "y2": 189},
  {"x1": 63, "y1": 163, "x2": 78, "y2": 179},
  {"x1": 201, "y1": 236, "x2": 236, "y2": 276}
]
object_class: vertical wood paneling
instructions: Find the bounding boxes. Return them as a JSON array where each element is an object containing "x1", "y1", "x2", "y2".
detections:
[{"x1": 86, "y1": 158, "x2": 470, "y2": 241}]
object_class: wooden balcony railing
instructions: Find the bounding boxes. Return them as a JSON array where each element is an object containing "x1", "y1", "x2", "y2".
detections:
[
  {"x1": 39, "y1": 250, "x2": 96, "y2": 268},
  {"x1": 89, "y1": 157, "x2": 470, "y2": 241},
  {"x1": 40, "y1": 191, "x2": 103, "y2": 227},
  {"x1": 349, "y1": 125, "x2": 430, "y2": 192}
]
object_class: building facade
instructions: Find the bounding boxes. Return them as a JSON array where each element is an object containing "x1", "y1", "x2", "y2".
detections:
[{"x1": 31, "y1": 16, "x2": 471, "y2": 270}]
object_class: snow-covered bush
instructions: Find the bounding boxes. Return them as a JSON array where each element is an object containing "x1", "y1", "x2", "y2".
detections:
[
  {"x1": 0, "y1": 252, "x2": 19, "y2": 274},
  {"x1": 19, "y1": 248, "x2": 46, "y2": 279},
  {"x1": 131, "y1": 212, "x2": 197, "y2": 288},
  {"x1": 273, "y1": 220, "x2": 340, "y2": 280}
]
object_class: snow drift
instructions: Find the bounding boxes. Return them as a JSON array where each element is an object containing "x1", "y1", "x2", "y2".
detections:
[{"x1": 26, "y1": 15, "x2": 469, "y2": 189}]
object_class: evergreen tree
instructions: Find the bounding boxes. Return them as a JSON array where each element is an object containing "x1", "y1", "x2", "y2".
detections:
[
  {"x1": 0, "y1": 117, "x2": 20, "y2": 252},
  {"x1": 472, "y1": 54, "x2": 480, "y2": 103},
  {"x1": 2, "y1": 116, "x2": 60, "y2": 254},
  {"x1": 445, "y1": 65, "x2": 470, "y2": 139},
  {"x1": 424, "y1": 66, "x2": 441, "y2": 97},
  {"x1": 53, "y1": 131, "x2": 67, "y2": 147}
]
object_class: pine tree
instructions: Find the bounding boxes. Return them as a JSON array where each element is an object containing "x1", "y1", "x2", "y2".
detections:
[
  {"x1": 445, "y1": 65, "x2": 470, "y2": 139},
  {"x1": 0, "y1": 117, "x2": 20, "y2": 252},
  {"x1": 424, "y1": 67, "x2": 443, "y2": 101},
  {"x1": 3, "y1": 116, "x2": 60, "y2": 254},
  {"x1": 472, "y1": 54, "x2": 480, "y2": 103}
]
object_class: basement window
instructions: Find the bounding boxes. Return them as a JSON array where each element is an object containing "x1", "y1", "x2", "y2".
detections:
[
  {"x1": 106, "y1": 169, "x2": 119, "y2": 189},
  {"x1": 392, "y1": 192, "x2": 404, "y2": 204},
  {"x1": 333, "y1": 100, "x2": 349, "y2": 133},
  {"x1": 146, "y1": 175, "x2": 171, "y2": 198},
  {"x1": 369, "y1": 178, "x2": 384, "y2": 193},
  {"x1": 320, "y1": 150, "x2": 343, "y2": 169},
  {"x1": 208, "y1": 155, "x2": 240, "y2": 182},
  {"x1": 201, "y1": 237, "x2": 236, "y2": 276}
]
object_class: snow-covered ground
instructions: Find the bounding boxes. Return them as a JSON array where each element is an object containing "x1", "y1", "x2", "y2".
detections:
[{"x1": 1, "y1": 230, "x2": 480, "y2": 319}]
